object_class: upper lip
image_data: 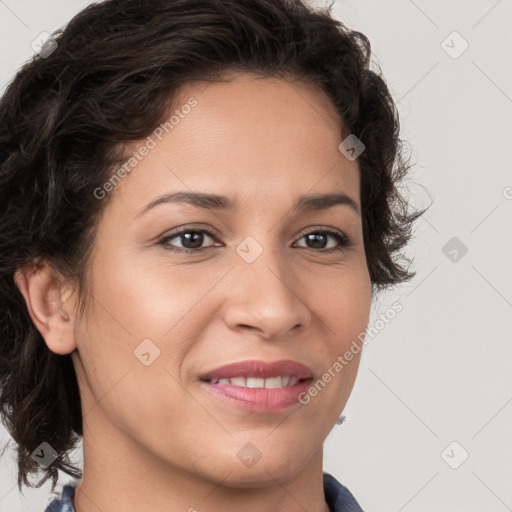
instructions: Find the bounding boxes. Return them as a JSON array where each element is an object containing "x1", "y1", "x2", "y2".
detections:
[{"x1": 199, "y1": 359, "x2": 314, "y2": 381}]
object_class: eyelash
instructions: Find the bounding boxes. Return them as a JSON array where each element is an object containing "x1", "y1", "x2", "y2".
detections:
[{"x1": 157, "y1": 227, "x2": 352, "y2": 254}]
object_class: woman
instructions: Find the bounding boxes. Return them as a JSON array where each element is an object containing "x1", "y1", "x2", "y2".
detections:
[{"x1": 0, "y1": 0, "x2": 425, "y2": 511}]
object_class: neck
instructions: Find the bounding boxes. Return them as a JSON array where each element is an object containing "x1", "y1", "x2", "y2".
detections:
[{"x1": 73, "y1": 415, "x2": 331, "y2": 512}]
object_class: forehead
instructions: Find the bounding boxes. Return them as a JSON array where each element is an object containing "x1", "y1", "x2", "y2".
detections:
[{"x1": 112, "y1": 73, "x2": 360, "y2": 213}]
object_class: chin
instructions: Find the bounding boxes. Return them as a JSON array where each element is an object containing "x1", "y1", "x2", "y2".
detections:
[
  {"x1": 220, "y1": 465, "x2": 302, "y2": 489},
  {"x1": 214, "y1": 450, "x2": 310, "y2": 488}
]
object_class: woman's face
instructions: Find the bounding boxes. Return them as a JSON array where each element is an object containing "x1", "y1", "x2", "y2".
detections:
[{"x1": 70, "y1": 73, "x2": 372, "y2": 486}]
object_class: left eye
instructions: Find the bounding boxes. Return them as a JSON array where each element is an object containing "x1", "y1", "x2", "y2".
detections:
[
  {"x1": 158, "y1": 228, "x2": 351, "y2": 253},
  {"x1": 294, "y1": 230, "x2": 351, "y2": 251}
]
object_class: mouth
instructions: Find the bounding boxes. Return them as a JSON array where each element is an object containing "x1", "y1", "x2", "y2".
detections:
[
  {"x1": 198, "y1": 359, "x2": 315, "y2": 412},
  {"x1": 200, "y1": 375, "x2": 313, "y2": 388},
  {"x1": 198, "y1": 359, "x2": 314, "y2": 382}
]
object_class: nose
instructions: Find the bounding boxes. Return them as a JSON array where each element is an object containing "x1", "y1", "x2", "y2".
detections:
[{"x1": 222, "y1": 246, "x2": 312, "y2": 341}]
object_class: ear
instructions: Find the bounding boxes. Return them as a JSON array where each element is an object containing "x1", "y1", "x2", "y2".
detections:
[{"x1": 14, "y1": 262, "x2": 78, "y2": 355}]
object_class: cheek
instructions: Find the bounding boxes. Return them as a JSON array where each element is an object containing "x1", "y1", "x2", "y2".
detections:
[
  {"x1": 86, "y1": 243, "x2": 220, "y2": 340},
  {"x1": 72, "y1": 252, "x2": 221, "y2": 419},
  {"x1": 73, "y1": 294, "x2": 199, "y2": 446},
  {"x1": 318, "y1": 258, "x2": 372, "y2": 341},
  {"x1": 312, "y1": 260, "x2": 372, "y2": 394}
]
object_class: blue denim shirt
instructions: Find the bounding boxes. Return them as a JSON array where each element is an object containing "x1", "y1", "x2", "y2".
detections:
[{"x1": 44, "y1": 472, "x2": 364, "y2": 512}]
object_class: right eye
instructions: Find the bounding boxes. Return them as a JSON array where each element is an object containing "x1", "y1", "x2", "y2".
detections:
[{"x1": 157, "y1": 228, "x2": 221, "y2": 253}]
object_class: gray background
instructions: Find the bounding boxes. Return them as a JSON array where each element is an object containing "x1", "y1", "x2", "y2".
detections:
[{"x1": 1, "y1": 1, "x2": 511, "y2": 511}]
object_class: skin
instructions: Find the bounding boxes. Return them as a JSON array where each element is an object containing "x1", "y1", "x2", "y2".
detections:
[{"x1": 15, "y1": 73, "x2": 372, "y2": 512}]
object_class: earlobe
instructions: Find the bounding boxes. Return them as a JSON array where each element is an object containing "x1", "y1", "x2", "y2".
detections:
[{"x1": 14, "y1": 263, "x2": 77, "y2": 355}]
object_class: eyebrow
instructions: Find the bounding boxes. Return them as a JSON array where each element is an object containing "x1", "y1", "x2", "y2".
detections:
[{"x1": 135, "y1": 191, "x2": 360, "y2": 218}]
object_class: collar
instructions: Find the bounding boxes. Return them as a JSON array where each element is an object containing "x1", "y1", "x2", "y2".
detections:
[{"x1": 323, "y1": 472, "x2": 365, "y2": 512}]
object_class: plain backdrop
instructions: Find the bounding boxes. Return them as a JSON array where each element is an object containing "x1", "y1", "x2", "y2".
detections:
[{"x1": 0, "y1": 1, "x2": 511, "y2": 511}]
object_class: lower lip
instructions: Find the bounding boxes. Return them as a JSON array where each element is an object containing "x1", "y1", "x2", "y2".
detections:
[{"x1": 199, "y1": 379, "x2": 313, "y2": 412}]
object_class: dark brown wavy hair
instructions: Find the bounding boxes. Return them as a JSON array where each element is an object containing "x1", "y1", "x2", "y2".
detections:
[{"x1": 0, "y1": 0, "x2": 426, "y2": 494}]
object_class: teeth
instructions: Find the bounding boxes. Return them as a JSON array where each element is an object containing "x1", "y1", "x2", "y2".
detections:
[
  {"x1": 246, "y1": 377, "x2": 265, "y2": 388},
  {"x1": 229, "y1": 377, "x2": 246, "y2": 386},
  {"x1": 264, "y1": 376, "x2": 283, "y2": 388},
  {"x1": 288, "y1": 376, "x2": 298, "y2": 386},
  {"x1": 208, "y1": 375, "x2": 302, "y2": 388}
]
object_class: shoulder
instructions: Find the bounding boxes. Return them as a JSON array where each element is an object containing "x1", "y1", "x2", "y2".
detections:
[
  {"x1": 43, "y1": 483, "x2": 78, "y2": 512},
  {"x1": 323, "y1": 472, "x2": 365, "y2": 512}
]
